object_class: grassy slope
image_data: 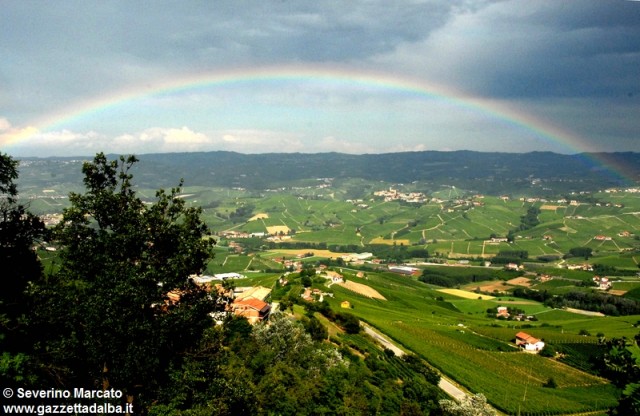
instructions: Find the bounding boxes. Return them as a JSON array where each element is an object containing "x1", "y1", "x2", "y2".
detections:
[{"x1": 315, "y1": 270, "x2": 632, "y2": 414}]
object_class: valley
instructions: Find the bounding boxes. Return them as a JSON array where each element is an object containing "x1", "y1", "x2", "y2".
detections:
[{"x1": 24, "y1": 152, "x2": 640, "y2": 415}]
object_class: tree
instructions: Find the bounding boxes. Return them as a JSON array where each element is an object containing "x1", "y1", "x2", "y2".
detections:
[
  {"x1": 335, "y1": 312, "x2": 360, "y2": 334},
  {"x1": 612, "y1": 383, "x2": 640, "y2": 416},
  {"x1": 0, "y1": 153, "x2": 46, "y2": 384},
  {"x1": 440, "y1": 393, "x2": 496, "y2": 416},
  {"x1": 302, "y1": 316, "x2": 328, "y2": 342},
  {"x1": 36, "y1": 154, "x2": 216, "y2": 408},
  {"x1": 567, "y1": 247, "x2": 593, "y2": 260},
  {"x1": 597, "y1": 337, "x2": 640, "y2": 387},
  {"x1": 300, "y1": 275, "x2": 312, "y2": 287}
]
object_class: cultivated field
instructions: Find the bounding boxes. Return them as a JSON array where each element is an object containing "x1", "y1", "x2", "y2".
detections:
[
  {"x1": 319, "y1": 270, "x2": 633, "y2": 414},
  {"x1": 337, "y1": 280, "x2": 386, "y2": 300},
  {"x1": 437, "y1": 288, "x2": 496, "y2": 300},
  {"x1": 22, "y1": 174, "x2": 640, "y2": 414}
]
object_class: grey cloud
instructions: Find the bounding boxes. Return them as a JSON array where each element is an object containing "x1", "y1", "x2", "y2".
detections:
[
  {"x1": 384, "y1": 0, "x2": 640, "y2": 99},
  {"x1": 1, "y1": 0, "x2": 466, "y2": 115}
]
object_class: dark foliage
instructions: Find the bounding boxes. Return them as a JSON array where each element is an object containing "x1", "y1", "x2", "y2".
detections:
[
  {"x1": 512, "y1": 287, "x2": 640, "y2": 316},
  {"x1": 419, "y1": 267, "x2": 496, "y2": 288},
  {"x1": 566, "y1": 247, "x2": 593, "y2": 259},
  {"x1": 0, "y1": 153, "x2": 47, "y2": 385},
  {"x1": 31, "y1": 154, "x2": 217, "y2": 408}
]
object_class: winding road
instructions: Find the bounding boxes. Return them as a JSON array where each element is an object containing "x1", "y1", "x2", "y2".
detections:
[{"x1": 361, "y1": 323, "x2": 469, "y2": 401}]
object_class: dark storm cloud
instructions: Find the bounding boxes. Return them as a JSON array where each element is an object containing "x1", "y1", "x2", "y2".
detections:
[
  {"x1": 1, "y1": 1, "x2": 465, "y2": 120},
  {"x1": 6, "y1": 0, "x2": 637, "y2": 104},
  {"x1": 411, "y1": 1, "x2": 640, "y2": 99},
  {"x1": 128, "y1": 1, "x2": 457, "y2": 63}
]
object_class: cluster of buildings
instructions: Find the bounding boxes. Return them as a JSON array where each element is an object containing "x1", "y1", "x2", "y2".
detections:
[
  {"x1": 180, "y1": 275, "x2": 272, "y2": 325},
  {"x1": 605, "y1": 187, "x2": 640, "y2": 193},
  {"x1": 496, "y1": 306, "x2": 536, "y2": 322},
  {"x1": 373, "y1": 188, "x2": 428, "y2": 203},
  {"x1": 218, "y1": 230, "x2": 266, "y2": 239},
  {"x1": 40, "y1": 213, "x2": 63, "y2": 227},
  {"x1": 564, "y1": 264, "x2": 594, "y2": 271}
]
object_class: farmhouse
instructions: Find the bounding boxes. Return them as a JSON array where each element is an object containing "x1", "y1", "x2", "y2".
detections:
[
  {"x1": 504, "y1": 263, "x2": 521, "y2": 271},
  {"x1": 496, "y1": 306, "x2": 509, "y2": 318},
  {"x1": 231, "y1": 298, "x2": 271, "y2": 324},
  {"x1": 515, "y1": 331, "x2": 545, "y2": 353},
  {"x1": 537, "y1": 274, "x2": 552, "y2": 282},
  {"x1": 488, "y1": 237, "x2": 509, "y2": 243},
  {"x1": 593, "y1": 276, "x2": 611, "y2": 290},
  {"x1": 325, "y1": 271, "x2": 344, "y2": 283},
  {"x1": 301, "y1": 287, "x2": 314, "y2": 302}
]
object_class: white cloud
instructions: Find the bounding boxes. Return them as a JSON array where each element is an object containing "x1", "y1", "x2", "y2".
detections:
[
  {"x1": 0, "y1": 118, "x2": 41, "y2": 149},
  {"x1": 113, "y1": 127, "x2": 211, "y2": 153},
  {"x1": 314, "y1": 136, "x2": 374, "y2": 154},
  {"x1": 217, "y1": 129, "x2": 305, "y2": 153},
  {"x1": 1, "y1": 117, "x2": 314, "y2": 156},
  {"x1": 0, "y1": 118, "x2": 11, "y2": 130}
]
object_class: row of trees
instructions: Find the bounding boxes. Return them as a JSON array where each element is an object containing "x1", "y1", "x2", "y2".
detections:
[{"x1": 512, "y1": 287, "x2": 640, "y2": 316}]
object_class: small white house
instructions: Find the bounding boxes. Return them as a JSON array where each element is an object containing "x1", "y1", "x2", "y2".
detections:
[{"x1": 515, "y1": 331, "x2": 545, "y2": 353}]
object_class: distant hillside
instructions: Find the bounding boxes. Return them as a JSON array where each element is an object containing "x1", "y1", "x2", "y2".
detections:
[{"x1": 15, "y1": 150, "x2": 640, "y2": 195}]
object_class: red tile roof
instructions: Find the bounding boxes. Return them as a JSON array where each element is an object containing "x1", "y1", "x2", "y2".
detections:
[
  {"x1": 234, "y1": 297, "x2": 270, "y2": 313},
  {"x1": 516, "y1": 331, "x2": 540, "y2": 344}
]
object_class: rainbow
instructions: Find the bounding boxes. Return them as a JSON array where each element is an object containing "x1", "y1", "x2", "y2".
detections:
[{"x1": 2, "y1": 64, "x2": 635, "y2": 183}]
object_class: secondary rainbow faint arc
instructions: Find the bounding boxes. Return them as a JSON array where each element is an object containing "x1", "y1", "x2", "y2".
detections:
[{"x1": 8, "y1": 65, "x2": 587, "y2": 155}]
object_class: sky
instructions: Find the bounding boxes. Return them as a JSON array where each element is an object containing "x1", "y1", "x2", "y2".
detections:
[{"x1": 1, "y1": 0, "x2": 639, "y2": 157}]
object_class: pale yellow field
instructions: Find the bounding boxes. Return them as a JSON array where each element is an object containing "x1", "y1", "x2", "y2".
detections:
[
  {"x1": 338, "y1": 280, "x2": 386, "y2": 300},
  {"x1": 437, "y1": 288, "x2": 495, "y2": 300},
  {"x1": 249, "y1": 213, "x2": 269, "y2": 221},
  {"x1": 266, "y1": 225, "x2": 291, "y2": 235},
  {"x1": 369, "y1": 237, "x2": 411, "y2": 245},
  {"x1": 507, "y1": 277, "x2": 533, "y2": 287},
  {"x1": 540, "y1": 205, "x2": 561, "y2": 211},
  {"x1": 471, "y1": 281, "x2": 513, "y2": 293}
]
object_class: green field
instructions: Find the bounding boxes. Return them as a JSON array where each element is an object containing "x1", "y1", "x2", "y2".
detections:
[
  {"x1": 296, "y1": 269, "x2": 639, "y2": 415},
  {"x1": 25, "y1": 176, "x2": 640, "y2": 414}
]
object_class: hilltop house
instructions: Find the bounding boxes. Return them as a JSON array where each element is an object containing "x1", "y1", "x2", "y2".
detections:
[{"x1": 515, "y1": 331, "x2": 545, "y2": 353}]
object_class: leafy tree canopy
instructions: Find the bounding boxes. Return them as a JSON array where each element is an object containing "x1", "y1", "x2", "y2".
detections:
[
  {"x1": 33, "y1": 153, "x2": 216, "y2": 406},
  {"x1": 0, "y1": 153, "x2": 46, "y2": 384}
]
